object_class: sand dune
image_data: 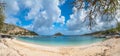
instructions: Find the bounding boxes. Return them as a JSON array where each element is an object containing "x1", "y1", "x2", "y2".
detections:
[{"x1": 0, "y1": 38, "x2": 120, "y2": 56}]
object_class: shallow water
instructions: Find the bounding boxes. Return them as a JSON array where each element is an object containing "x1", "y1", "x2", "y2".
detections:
[{"x1": 16, "y1": 35, "x2": 106, "y2": 46}]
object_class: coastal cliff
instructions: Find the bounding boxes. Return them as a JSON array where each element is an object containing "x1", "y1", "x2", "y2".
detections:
[{"x1": 0, "y1": 23, "x2": 38, "y2": 36}]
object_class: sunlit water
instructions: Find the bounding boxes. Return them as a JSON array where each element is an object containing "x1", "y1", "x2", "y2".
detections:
[{"x1": 16, "y1": 35, "x2": 106, "y2": 46}]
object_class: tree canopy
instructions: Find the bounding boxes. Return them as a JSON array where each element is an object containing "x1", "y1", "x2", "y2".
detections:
[
  {"x1": 0, "y1": 3, "x2": 5, "y2": 31},
  {"x1": 74, "y1": 0, "x2": 120, "y2": 28}
]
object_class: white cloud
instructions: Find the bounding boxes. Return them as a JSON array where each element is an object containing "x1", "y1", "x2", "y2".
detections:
[
  {"x1": 4, "y1": 0, "x2": 66, "y2": 35},
  {"x1": 66, "y1": 6, "x2": 119, "y2": 34},
  {"x1": 59, "y1": 0, "x2": 66, "y2": 5},
  {"x1": 5, "y1": 0, "x2": 19, "y2": 15},
  {"x1": 4, "y1": 0, "x2": 21, "y2": 25},
  {"x1": 23, "y1": 0, "x2": 66, "y2": 34},
  {"x1": 56, "y1": 16, "x2": 65, "y2": 24},
  {"x1": 5, "y1": 0, "x2": 119, "y2": 35},
  {"x1": 23, "y1": 0, "x2": 33, "y2": 8},
  {"x1": 5, "y1": 17, "x2": 21, "y2": 25},
  {"x1": 66, "y1": 7, "x2": 87, "y2": 31}
]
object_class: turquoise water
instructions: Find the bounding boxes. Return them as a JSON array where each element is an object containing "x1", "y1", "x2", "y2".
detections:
[{"x1": 16, "y1": 35, "x2": 106, "y2": 46}]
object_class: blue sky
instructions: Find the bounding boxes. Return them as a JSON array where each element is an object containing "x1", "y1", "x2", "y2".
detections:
[{"x1": 2, "y1": 0, "x2": 120, "y2": 35}]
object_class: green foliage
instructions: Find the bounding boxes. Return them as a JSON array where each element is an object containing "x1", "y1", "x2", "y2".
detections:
[
  {"x1": 0, "y1": 3, "x2": 5, "y2": 31},
  {"x1": 74, "y1": 0, "x2": 120, "y2": 28}
]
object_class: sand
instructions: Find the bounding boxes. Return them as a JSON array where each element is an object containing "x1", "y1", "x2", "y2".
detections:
[{"x1": 0, "y1": 37, "x2": 120, "y2": 56}]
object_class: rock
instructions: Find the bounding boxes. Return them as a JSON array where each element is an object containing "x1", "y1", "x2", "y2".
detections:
[
  {"x1": 54, "y1": 32, "x2": 63, "y2": 36},
  {"x1": 114, "y1": 35, "x2": 120, "y2": 39}
]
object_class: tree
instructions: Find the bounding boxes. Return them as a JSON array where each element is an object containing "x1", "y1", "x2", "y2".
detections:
[
  {"x1": 0, "y1": 2, "x2": 5, "y2": 31},
  {"x1": 74, "y1": 0, "x2": 120, "y2": 29}
]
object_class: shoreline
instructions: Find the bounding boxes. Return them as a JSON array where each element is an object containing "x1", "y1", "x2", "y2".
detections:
[
  {"x1": 15, "y1": 35, "x2": 108, "y2": 47},
  {"x1": 0, "y1": 37, "x2": 120, "y2": 56},
  {"x1": 16, "y1": 38, "x2": 105, "y2": 47}
]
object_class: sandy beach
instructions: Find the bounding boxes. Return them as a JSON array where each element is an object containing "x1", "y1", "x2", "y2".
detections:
[{"x1": 0, "y1": 37, "x2": 120, "y2": 56}]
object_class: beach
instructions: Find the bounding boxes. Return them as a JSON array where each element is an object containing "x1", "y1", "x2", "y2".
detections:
[{"x1": 0, "y1": 37, "x2": 120, "y2": 56}]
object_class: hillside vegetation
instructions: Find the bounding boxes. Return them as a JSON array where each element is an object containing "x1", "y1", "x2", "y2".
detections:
[
  {"x1": 84, "y1": 23, "x2": 120, "y2": 36},
  {"x1": 0, "y1": 23, "x2": 38, "y2": 36}
]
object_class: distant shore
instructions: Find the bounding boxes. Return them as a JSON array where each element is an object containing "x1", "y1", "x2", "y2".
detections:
[{"x1": 0, "y1": 36, "x2": 120, "y2": 56}]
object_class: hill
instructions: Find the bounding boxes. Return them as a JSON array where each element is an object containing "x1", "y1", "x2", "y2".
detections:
[
  {"x1": 54, "y1": 32, "x2": 63, "y2": 36},
  {"x1": 83, "y1": 23, "x2": 120, "y2": 36},
  {"x1": 0, "y1": 23, "x2": 38, "y2": 36}
]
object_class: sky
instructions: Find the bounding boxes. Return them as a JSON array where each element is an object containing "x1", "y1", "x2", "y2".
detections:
[{"x1": 1, "y1": 0, "x2": 120, "y2": 35}]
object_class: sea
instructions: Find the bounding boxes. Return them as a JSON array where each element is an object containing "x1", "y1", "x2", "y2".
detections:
[{"x1": 16, "y1": 35, "x2": 106, "y2": 46}]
